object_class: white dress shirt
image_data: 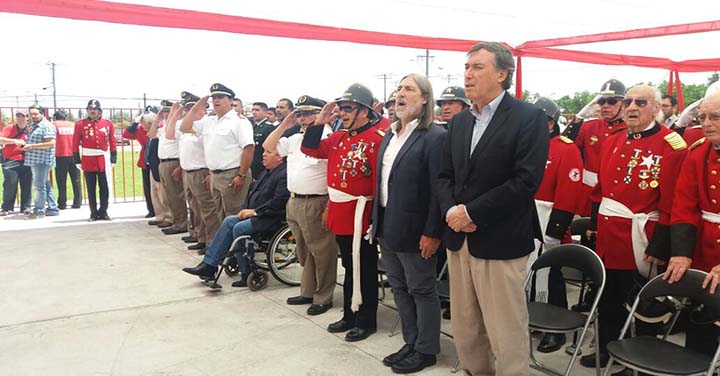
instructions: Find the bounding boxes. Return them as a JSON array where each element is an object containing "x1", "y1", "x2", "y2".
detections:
[
  {"x1": 178, "y1": 117, "x2": 208, "y2": 170},
  {"x1": 157, "y1": 120, "x2": 180, "y2": 159},
  {"x1": 380, "y1": 119, "x2": 418, "y2": 207},
  {"x1": 277, "y1": 125, "x2": 332, "y2": 195},
  {"x1": 193, "y1": 110, "x2": 254, "y2": 171}
]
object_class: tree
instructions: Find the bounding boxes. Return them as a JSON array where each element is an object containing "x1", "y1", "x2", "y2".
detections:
[
  {"x1": 555, "y1": 90, "x2": 595, "y2": 114},
  {"x1": 657, "y1": 73, "x2": 718, "y2": 105}
]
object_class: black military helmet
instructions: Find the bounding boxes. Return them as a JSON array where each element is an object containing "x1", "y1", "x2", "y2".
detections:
[
  {"x1": 295, "y1": 95, "x2": 326, "y2": 112},
  {"x1": 181, "y1": 91, "x2": 200, "y2": 106},
  {"x1": 385, "y1": 90, "x2": 398, "y2": 109},
  {"x1": 598, "y1": 79, "x2": 626, "y2": 98},
  {"x1": 436, "y1": 86, "x2": 471, "y2": 106},
  {"x1": 336, "y1": 83, "x2": 375, "y2": 113},
  {"x1": 160, "y1": 100, "x2": 173, "y2": 112},
  {"x1": 86, "y1": 99, "x2": 101, "y2": 110},
  {"x1": 533, "y1": 97, "x2": 561, "y2": 121}
]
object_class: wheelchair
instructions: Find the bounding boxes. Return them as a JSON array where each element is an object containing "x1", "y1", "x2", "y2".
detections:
[{"x1": 202, "y1": 222, "x2": 302, "y2": 291}]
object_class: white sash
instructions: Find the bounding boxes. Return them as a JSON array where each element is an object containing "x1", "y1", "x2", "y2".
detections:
[
  {"x1": 702, "y1": 211, "x2": 720, "y2": 224},
  {"x1": 328, "y1": 187, "x2": 373, "y2": 312},
  {"x1": 529, "y1": 199, "x2": 553, "y2": 303},
  {"x1": 80, "y1": 146, "x2": 114, "y2": 202},
  {"x1": 599, "y1": 197, "x2": 659, "y2": 277},
  {"x1": 582, "y1": 169, "x2": 598, "y2": 187}
]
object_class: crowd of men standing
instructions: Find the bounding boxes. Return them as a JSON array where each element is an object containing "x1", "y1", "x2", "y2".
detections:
[{"x1": 3, "y1": 40, "x2": 720, "y2": 375}]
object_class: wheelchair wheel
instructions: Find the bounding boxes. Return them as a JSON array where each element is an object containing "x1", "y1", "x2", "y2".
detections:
[
  {"x1": 223, "y1": 256, "x2": 239, "y2": 276},
  {"x1": 247, "y1": 271, "x2": 268, "y2": 291},
  {"x1": 268, "y1": 225, "x2": 302, "y2": 286}
]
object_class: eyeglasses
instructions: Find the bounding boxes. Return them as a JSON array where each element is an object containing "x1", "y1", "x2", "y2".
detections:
[
  {"x1": 697, "y1": 112, "x2": 720, "y2": 122},
  {"x1": 597, "y1": 98, "x2": 620, "y2": 106},
  {"x1": 338, "y1": 105, "x2": 357, "y2": 113},
  {"x1": 622, "y1": 98, "x2": 651, "y2": 108}
]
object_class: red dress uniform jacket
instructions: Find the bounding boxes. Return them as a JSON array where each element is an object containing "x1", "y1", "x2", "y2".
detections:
[
  {"x1": 682, "y1": 125, "x2": 704, "y2": 146},
  {"x1": 72, "y1": 117, "x2": 117, "y2": 172},
  {"x1": 123, "y1": 125, "x2": 149, "y2": 169},
  {"x1": 535, "y1": 135, "x2": 584, "y2": 239},
  {"x1": 301, "y1": 122, "x2": 384, "y2": 236},
  {"x1": 1, "y1": 125, "x2": 26, "y2": 161},
  {"x1": 670, "y1": 138, "x2": 720, "y2": 272},
  {"x1": 575, "y1": 118, "x2": 626, "y2": 216},
  {"x1": 591, "y1": 123, "x2": 687, "y2": 270}
]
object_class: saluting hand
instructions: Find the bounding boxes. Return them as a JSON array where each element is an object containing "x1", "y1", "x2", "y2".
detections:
[
  {"x1": 315, "y1": 102, "x2": 336, "y2": 125},
  {"x1": 188, "y1": 96, "x2": 209, "y2": 121},
  {"x1": 279, "y1": 111, "x2": 297, "y2": 129}
]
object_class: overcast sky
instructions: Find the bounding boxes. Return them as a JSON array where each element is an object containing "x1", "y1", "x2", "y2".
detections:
[{"x1": 0, "y1": 0, "x2": 717, "y2": 111}]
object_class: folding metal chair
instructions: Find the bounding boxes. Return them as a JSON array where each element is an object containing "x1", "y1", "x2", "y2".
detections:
[
  {"x1": 526, "y1": 244, "x2": 606, "y2": 376},
  {"x1": 604, "y1": 270, "x2": 720, "y2": 376}
]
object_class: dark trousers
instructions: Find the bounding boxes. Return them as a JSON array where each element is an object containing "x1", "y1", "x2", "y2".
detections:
[
  {"x1": 84, "y1": 171, "x2": 109, "y2": 214},
  {"x1": 380, "y1": 244, "x2": 441, "y2": 355},
  {"x1": 142, "y1": 168, "x2": 154, "y2": 216},
  {"x1": 548, "y1": 266, "x2": 568, "y2": 308},
  {"x1": 2, "y1": 165, "x2": 32, "y2": 211},
  {"x1": 55, "y1": 156, "x2": 81, "y2": 208},
  {"x1": 336, "y1": 235, "x2": 378, "y2": 330}
]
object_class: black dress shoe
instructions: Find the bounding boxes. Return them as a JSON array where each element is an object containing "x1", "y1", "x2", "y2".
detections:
[
  {"x1": 58, "y1": 205, "x2": 66, "y2": 210},
  {"x1": 88, "y1": 214, "x2": 97, "y2": 222},
  {"x1": 187, "y1": 242, "x2": 206, "y2": 250},
  {"x1": 196, "y1": 248, "x2": 206, "y2": 255},
  {"x1": 144, "y1": 213, "x2": 154, "y2": 218},
  {"x1": 537, "y1": 333, "x2": 566, "y2": 353},
  {"x1": 97, "y1": 212, "x2": 111, "y2": 221},
  {"x1": 72, "y1": 203, "x2": 82, "y2": 209},
  {"x1": 182, "y1": 262, "x2": 217, "y2": 279},
  {"x1": 580, "y1": 352, "x2": 609, "y2": 368},
  {"x1": 286, "y1": 296, "x2": 313, "y2": 305},
  {"x1": 327, "y1": 319, "x2": 354, "y2": 333},
  {"x1": 307, "y1": 304, "x2": 332, "y2": 316},
  {"x1": 391, "y1": 350, "x2": 436, "y2": 374},
  {"x1": 148, "y1": 220, "x2": 161, "y2": 225},
  {"x1": 383, "y1": 344, "x2": 414, "y2": 366},
  {"x1": 231, "y1": 273, "x2": 249, "y2": 288},
  {"x1": 345, "y1": 327, "x2": 376, "y2": 342},
  {"x1": 182, "y1": 236, "x2": 198, "y2": 243},
  {"x1": 157, "y1": 221, "x2": 172, "y2": 228},
  {"x1": 162, "y1": 227, "x2": 188, "y2": 235}
]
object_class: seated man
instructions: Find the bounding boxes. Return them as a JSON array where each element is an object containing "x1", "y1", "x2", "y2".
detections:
[{"x1": 182, "y1": 149, "x2": 289, "y2": 286}]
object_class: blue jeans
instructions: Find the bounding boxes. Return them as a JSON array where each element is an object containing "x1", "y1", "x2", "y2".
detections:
[
  {"x1": 202, "y1": 215, "x2": 254, "y2": 274},
  {"x1": 30, "y1": 164, "x2": 58, "y2": 214}
]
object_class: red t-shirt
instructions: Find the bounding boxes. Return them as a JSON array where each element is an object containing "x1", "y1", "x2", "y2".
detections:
[
  {"x1": 1, "y1": 125, "x2": 27, "y2": 161},
  {"x1": 54, "y1": 120, "x2": 75, "y2": 157}
]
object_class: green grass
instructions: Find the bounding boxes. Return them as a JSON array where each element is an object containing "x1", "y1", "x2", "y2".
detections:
[{"x1": 0, "y1": 149, "x2": 146, "y2": 206}]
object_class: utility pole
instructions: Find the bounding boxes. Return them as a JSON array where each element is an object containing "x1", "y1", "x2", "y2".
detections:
[
  {"x1": 49, "y1": 62, "x2": 57, "y2": 109},
  {"x1": 375, "y1": 73, "x2": 394, "y2": 101},
  {"x1": 143, "y1": 93, "x2": 147, "y2": 109},
  {"x1": 415, "y1": 49, "x2": 434, "y2": 77}
]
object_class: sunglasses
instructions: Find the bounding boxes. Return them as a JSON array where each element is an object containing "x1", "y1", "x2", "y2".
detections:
[
  {"x1": 622, "y1": 98, "x2": 651, "y2": 108},
  {"x1": 338, "y1": 105, "x2": 357, "y2": 113},
  {"x1": 697, "y1": 112, "x2": 720, "y2": 123},
  {"x1": 597, "y1": 98, "x2": 620, "y2": 106}
]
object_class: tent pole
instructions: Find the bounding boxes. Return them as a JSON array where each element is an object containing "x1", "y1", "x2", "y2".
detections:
[
  {"x1": 674, "y1": 71, "x2": 685, "y2": 111},
  {"x1": 515, "y1": 56, "x2": 523, "y2": 99}
]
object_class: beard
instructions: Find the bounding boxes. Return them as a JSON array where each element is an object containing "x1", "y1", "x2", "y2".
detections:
[{"x1": 396, "y1": 101, "x2": 423, "y2": 121}]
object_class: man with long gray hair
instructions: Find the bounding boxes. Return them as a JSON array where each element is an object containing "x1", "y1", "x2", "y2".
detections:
[{"x1": 370, "y1": 73, "x2": 446, "y2": 373}]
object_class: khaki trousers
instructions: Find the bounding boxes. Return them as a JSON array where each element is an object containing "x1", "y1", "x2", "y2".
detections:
[
  {"x1": 159, "y1": 160, "x2": 188, "y2": 230},
  {"x1": 448, "y1": 240, "x2": 529, "y2": 376},
  {"x1": 150, "y1": 176, "x2": 171, "y2": 223},
  {"x1": 286, "y1": 196, "x2": 337, "y2": 305},
  {"x1": 183, "y1": 169, "x2": 219, "y2": 244},
  {"x1": 210, "y1": 169, "x2": 251, "y2": 220}
]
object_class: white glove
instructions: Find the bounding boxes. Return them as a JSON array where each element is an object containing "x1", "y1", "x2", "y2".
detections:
[
  {"x1": 75, "y1": 164, "x2": 82, "y2": 171},
  {"x1": 543, "y1": 236, "x2": 561, "y2": 250}
]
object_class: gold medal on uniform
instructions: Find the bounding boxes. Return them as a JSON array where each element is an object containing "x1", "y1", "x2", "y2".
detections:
[
  {"x1": 628, "y1": 159, "x2": 638, "y2": 168},
  {"x1": 649, "y1": 180, "x2": 659, "y2": 188},
  {"x1": 590, "y1": 135, "x2": 598, "y2": 145},
  {"x1": 638, "y1": 180, "x2": 649, "y2": 190},
  {"x1": 340, "y1": 181, "x2": 348, "y2": 188}
]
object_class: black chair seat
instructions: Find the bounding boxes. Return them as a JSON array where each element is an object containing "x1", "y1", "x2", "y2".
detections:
[
  {"x1": 528, "y1": 301, "x2": 588, "y2": 331},
  {"x1": 607, "y1": 336, "x2": 712, "y2": 375}
]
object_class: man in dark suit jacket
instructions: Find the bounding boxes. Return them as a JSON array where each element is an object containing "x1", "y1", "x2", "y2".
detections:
[
  {"x1": 435, "y1": 42, "x2": 548, "y2": 376},
  {"x1": 370, "y1": 73, "x2": 446, "y2": 374},
  {"x1": 182, "y1": 149, "x2": 289, "y2": 287}
]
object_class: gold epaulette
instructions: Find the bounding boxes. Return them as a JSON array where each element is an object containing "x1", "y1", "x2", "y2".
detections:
[
  {"x1": 559, "y1": 135, "x2": 573, "y2": 144},
  {"x1": 690, "y1": 137, "x2": 706, "y2": 151},
  {"x1": 664, "y1": 132, "x2": 687, "y2": 151},
  {"x1": 238, "y1": 114, "x2": 246, "y2": 119},
  {"x1": 376, "y1": 129, "x2": 386, "y2": 137}
]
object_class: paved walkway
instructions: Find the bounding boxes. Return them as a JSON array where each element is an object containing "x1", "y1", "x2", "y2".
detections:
[{"x1": 1, "y1": 202, "x2": 614, "y2": 375}]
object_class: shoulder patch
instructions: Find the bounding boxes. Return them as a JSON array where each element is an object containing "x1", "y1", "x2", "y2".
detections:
[
  {"x1": 559, "y1": 135, "x2": 573, "y2": 144},
  {"x1": 376, "y1": 129, "x2": 386, "y2": 137},
  {"x1": 664, "y1": 132, "x2": 687, "y2": 151},
  {"x1": 690, "y1": 137, "x2": 706, "y2": 151}
]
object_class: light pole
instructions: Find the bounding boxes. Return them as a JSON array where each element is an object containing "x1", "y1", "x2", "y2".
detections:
[
  {"x1": 48, "y1": 62, "x2": 57, "y2": 109},
  {"x1": 375, "y1": 73, "x2": 395, "y2": 101}
]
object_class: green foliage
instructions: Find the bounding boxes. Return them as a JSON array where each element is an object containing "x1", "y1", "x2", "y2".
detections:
[{"x1": 555, "y1": 90, "x2": 595, "y2": 114}]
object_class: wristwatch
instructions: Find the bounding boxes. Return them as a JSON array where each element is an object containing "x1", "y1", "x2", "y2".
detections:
[{"x1": 238, "y1": 172, "x2": 246, "y2": 178}]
